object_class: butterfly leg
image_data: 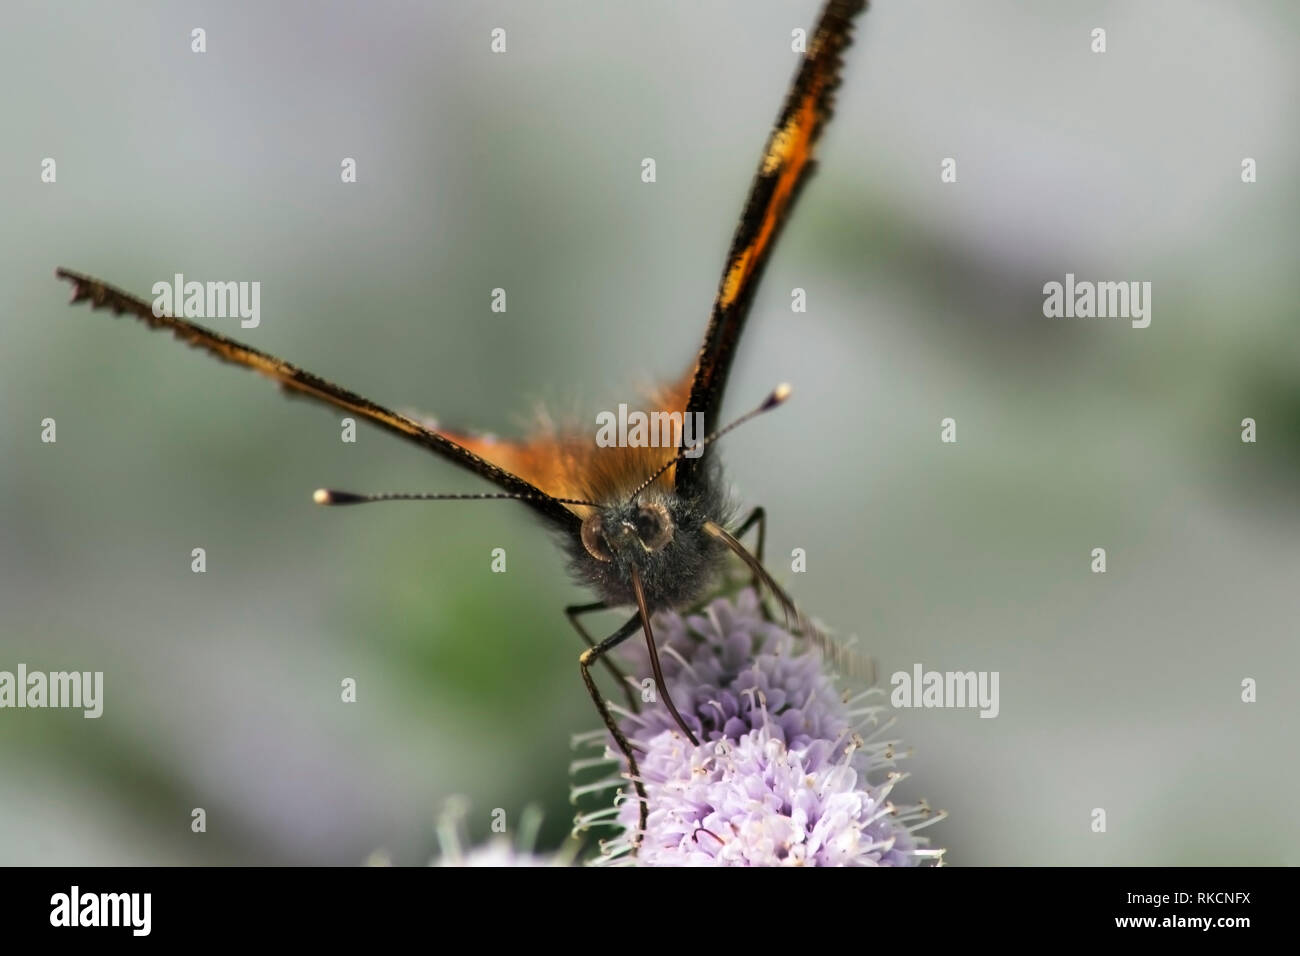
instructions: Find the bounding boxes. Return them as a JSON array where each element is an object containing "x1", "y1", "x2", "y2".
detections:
[
  {"x1": 579, "y1": 613, "x2": 650, "y2": 841},
  {"x1": 732, "y1": 506, "x2": 767, "y2": 561},
  {"x1": 565, "y1": 601, "x2": 639, "y2": 712},
  {"x1": 731, "y1": 506, "x2": 773, "y2": 618}
]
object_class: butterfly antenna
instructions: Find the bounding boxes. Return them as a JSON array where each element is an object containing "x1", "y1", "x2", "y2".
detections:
[
  {"x1": 626, "y1": 383, "x2": 792, "y2": 503},
  {"x1": 313, "y1": 489, "x2": 599, "y2": 507}
]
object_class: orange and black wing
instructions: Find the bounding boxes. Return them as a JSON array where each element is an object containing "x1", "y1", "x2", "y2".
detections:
[
  {"x1": 54, "y1": 269, "x2": 581, "y2": 530},
  {"x1": 677, "y1": 0, "x2": 866, "y2": 495},
  {"x1": 435, "y1": 375, "x2": 694, "y2": 513}
]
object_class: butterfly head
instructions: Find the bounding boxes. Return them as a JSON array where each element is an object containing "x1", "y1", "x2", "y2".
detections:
[
  {"x1": 580, "y1": 499, "x2": 675, "y2": 564},
  {"x1": 312, "y1": 384, "x2": 792, "y2": 609},
  {"x1": 569, "y1": 483, "x2": 728, "y2": 611}
]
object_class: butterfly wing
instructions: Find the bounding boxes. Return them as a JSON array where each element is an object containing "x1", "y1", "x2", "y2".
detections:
[
  {"x1": 55, "y1": 269, "x2": 580, "y2": 530},
  {"x1": 460, "y1": 5, "x2": 867, "y2": 512},
  {"x1": 57, "y1": 2, "x2": 865, "y2": 519},
  {"x1": 676, "y1": 0, "x2": 866, "y2": 496},
  {"x1": 436, "y1": 374, "x2": 693, "y2": 512}
]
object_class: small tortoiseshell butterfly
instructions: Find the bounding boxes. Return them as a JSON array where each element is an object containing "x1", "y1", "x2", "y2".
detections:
[{"x1": 56, "y1": 0, "x2": 868, "y2": 838}]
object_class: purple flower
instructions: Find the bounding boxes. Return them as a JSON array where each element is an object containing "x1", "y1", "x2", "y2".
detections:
[
  {"x1": 572, "y1": 589, "x2": 945, "y2": 866},
  {"x1": 428, "y1": 800, "x2": 568, "y2": 867}
]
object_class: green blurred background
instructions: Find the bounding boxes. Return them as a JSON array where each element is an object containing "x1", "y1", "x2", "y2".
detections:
[{"x1": 2, "y1": 0, "x2": 1297, "y2": 865}]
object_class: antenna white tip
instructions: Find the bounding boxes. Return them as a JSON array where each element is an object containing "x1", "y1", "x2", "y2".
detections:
[{"x1": 765, "y1": 383, "x2": 793, "y2": 409}]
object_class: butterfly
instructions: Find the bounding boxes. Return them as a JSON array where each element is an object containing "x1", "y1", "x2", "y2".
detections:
[{"x1": 56, "y1": 0, "x2": 867, "y2": 840}]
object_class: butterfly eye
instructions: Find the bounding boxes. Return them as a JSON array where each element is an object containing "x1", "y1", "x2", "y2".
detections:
[
  {"x1": 581, "y1": 514, "x2": 613, "y2": 563},
  {"x1": 635, "y1": 502, "x2": 674, "y2": 551}
]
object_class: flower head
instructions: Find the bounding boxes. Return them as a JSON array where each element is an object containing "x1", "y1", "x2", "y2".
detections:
[
  {"x1": 428, "y1": 800, "x2": 568, "y2": 867},
  {"x1": 572, "y1": 589, "x2": 944, "y2": 866}
]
